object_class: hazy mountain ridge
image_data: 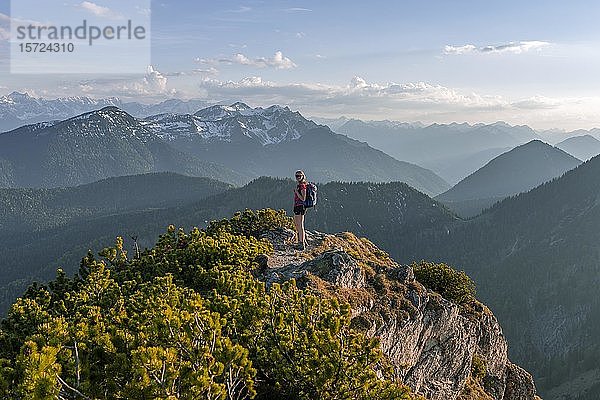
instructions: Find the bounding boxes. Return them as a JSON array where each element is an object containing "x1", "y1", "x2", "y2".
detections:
[
  {"x1": 333, "y1": 119, "x2": 541, "y2": 184},
  {"x1": 408, "y1": 153, "x2": 600, "y2": 399},
  {"x1": 0, "y1": 172, "x2": 232, "y2": 232},
  {"x1": 436, "y1": 140, "x2": 582, "y2": 217},
  {"x1": 555, "y1": 135, "x2": 600, "y2": 161}
]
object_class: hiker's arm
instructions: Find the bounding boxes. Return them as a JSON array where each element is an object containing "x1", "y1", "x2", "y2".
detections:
[{"x1": 299, "y1": 188, "x2": 306, "y2": 201}]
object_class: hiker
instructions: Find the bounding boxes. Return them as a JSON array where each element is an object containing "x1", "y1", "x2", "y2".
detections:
[{"x1": 293, "y1": 170, "x2": 308, "y2": 250}]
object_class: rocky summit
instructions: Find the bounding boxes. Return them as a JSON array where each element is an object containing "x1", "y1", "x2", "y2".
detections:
[{"x1": 254, "y1": 227, "x2": 540, "y2": 400}]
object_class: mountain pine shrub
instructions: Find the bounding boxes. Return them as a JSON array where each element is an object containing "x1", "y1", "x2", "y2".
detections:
[{"x1": 412, "y1": 261, "x2": 476, "y2": 305}]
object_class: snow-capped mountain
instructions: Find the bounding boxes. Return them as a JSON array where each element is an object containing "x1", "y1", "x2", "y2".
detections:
[
  {"x1": 138, "y1": 103, "x2": 450, "y2": 195},
  {"x1": 0, "y1": 106, "x2": 246, "y2": 188},
  {"x1": 0, "y1": 92, "x2": 210, "y2": 132},
  {"x1": 143, "y1": 102, "x2": 318, "y2": 145},
  {"x1": 0, "y1": 103, "x2": 451, "y2": 195}
]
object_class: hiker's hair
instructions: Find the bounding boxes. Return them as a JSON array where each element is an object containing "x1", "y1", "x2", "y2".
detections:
[{"x1": 295, "y1": 170, "x2": 307, "y2": 184}]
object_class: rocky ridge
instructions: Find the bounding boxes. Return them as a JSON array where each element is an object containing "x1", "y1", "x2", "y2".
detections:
[{"x1": 254, "y1": 228, "x2": 541, "y2": 400}]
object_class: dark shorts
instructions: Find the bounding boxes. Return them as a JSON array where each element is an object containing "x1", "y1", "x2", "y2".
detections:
[{"x1": 293, "y1": 205, "x2": 306, "y2": 215}]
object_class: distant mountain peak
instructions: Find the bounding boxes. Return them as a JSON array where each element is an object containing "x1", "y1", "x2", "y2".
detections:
[
  {"x1": 69, "y1": 106, "x2": 132, "y2": 121},
  {"x1": 229, "y1": 101, "x2": 251, "y2": 110},
  {"x1": 555, "y1": 134, "x2": 600, "y2": 161},
  {"x1": 522, "y1": 139, "x2": 546, "y2": 146},
  {"x1": 47, "y1": 106, "x2": 154, "y2": 141},
  {"x1": 1, "y1": 92, "x2": 33, "y2": 104},
  {"x1": 437, "y1": 139, "x2": 582, "y2": 204},
  {"x1": 8, "y1": 91, "x2": 32, "y2": 99}
]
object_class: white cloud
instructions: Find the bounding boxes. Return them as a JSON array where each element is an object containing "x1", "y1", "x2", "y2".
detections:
[
  {"x1": 444, "y1": 41, "x2": 550, "y2": 55},
  {"x1": 197, "y1": 75, "x2": 506, "y2": 113},
  {"x1": 166, "y1": 67, "x2": 219, "y2": 78},
  {"x1": 74, "y1": 65, "x2": 176, "y2": 99},
  {"x1": 77, "y1": 1, "x2": 123, "y2": 19},
  {"x1": 200, "y1": 51, "x2": 297, "y2": 69},
  {"x1": 444, "y1": 44, "x2": 477, "y2": 55},
  {"x1": 285, "y1": 7, "x2": 312, "y2": 12},
  {"x1": 267, "y1": 51, "x2": 297, "y2": 69},
  {"x1": 296, "y1": 32, "x2": 306, "y2": 39},
  {"x1": 481, "y1": 41, "x2": 550, "y2": 54},
  {"x1": 190, "y1": 75, "x2": 600, "y2": 129},
  {"x1": 191, "y1": 67, "x2": 219, "y2": 77},
  {"x1": 143, "y1": 65, "x2": 169, "y2": 92},
  {"x1": 231, "y1": 53, "x2": 253, "y2": 65}
]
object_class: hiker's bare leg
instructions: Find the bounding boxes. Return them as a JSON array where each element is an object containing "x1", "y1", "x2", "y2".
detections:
[
  {"x1": 299, "y1": 214, "x2": 306, "y2": 245},
  {"x1": 293, "y1": 214, "x2": 302, "y2": 243}
]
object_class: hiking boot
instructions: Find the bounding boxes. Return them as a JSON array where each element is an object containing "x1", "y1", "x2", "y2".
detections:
[{"x1": 294, "y1": 242, "x2": 305, "y2": 251}]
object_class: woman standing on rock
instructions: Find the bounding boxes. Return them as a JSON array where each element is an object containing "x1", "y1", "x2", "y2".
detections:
[{"x1": 293, "y1": 170, "x2": 308, "y2": 250}]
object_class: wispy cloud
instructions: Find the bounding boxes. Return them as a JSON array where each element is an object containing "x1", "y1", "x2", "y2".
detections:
[
  {"x1": 444, "y1": 41, "x2": 550, "y2": 55},
  {"x1": 77, "y1": 1, "x2": 124, "y2": 19},
  {"x1": 0, "y1": 12, "x2": 43, "y2": 41},
  {"x1": 227, "y1": 6, "x2": 252, "y2": 13},
  {"x1": 285, "y1": 7, "x2": 312, "y2": 12},
  {"x1": 198, "y1": 51, "x2": 297, "y2": 70},
  {"x1": 165, "y1": 67, "x2": 220, "y2": 78}
]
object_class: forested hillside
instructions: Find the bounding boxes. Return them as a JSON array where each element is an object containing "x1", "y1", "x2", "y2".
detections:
[
  {"x1": 0, "y1": 209, "x2": 538, "y2": 400},
  {"x1": 0, "y1": 176, "x2": 457, "y2": 315}
]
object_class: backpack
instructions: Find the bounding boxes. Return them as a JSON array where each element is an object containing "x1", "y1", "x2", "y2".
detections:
[{"x1": 304, "y1": 182, "x2": 317, "y2": 208}]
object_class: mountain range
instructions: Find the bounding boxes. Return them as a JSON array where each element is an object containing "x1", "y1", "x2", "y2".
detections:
[
  {"x1": 0, "y1": 102, "x2": 450, "y2": 195},
  {"x1": 0, "y1": 92, "x2": 210, "y2": 132},
  {"x1": 332, "y1": 119, "x2": 541, "y2": 184},
  {"x1": 555, "y1": 135, "x2": 600, "y2": 161},
  {"x1": 0, "y1": 106, "x2": 247, "y2": 187},
  {"x1": 436, "y1": 140, "x2": 582, "y2": 217}
]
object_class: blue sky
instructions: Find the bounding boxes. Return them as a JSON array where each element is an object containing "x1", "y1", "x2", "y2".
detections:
[{"x1": 1, "y1": 0, "x2": 600, "y2": 129}]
